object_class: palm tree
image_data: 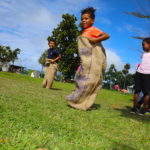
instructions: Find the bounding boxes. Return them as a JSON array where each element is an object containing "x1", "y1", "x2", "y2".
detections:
[
  {"x1": 122, "y1": 63, "x2": 130, "y2": 89},
  {"x1": 105, "y1": 64, "x2": 117, "y2": 89},
  {"x1": 10, "y1": 48, "x2": 21, "y2": 64}
]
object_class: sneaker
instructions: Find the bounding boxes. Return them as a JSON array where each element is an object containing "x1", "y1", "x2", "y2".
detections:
[
  {"x1": 138, "y1": 109, "x2": 147, "y2": 116},
  {"x1": 130, "y1": 107, "x2": 139, "y2": 114}
]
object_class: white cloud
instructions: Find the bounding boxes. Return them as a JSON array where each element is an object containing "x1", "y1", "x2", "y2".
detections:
[
  {"x1": 105, "y1": 47, "x2": 137, "y2": 74},
  {"x1": 0, "y1": 0, "x2": 58, "y2": 29},
  {"x1": 0, "y1": 30, "x2": 48, "y2": 70},
  {"x1": 125, "y1": 24, "x2": 147, "y2": 37},
  {"x1": 0, "y1": 0, "x2": 106, "y2": 71},
  {"x1": 116, "y1": 23, "x2": 148, "y2": 38},
  {"x1": 105, "y1": 48, "x2": 125, "y2": 71},
  {"x1": 99, "y1": 17, "x2": 112, "y2": 25},
  {"x1": 0, "y1": 0, "x2": 61, "y2": 70},
  {"x1": 0, "y1": 0, "x2": 137, "y2": 73},
  {"x1": 116, "y1": 26, "x2": 123, "y2": 32}
]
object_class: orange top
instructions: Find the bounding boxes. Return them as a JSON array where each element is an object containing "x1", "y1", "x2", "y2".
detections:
[{"x1": 82, "y1": 26, "x2": 103, "y2": 38}]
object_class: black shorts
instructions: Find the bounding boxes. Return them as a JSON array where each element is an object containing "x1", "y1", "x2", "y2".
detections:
[{"x1": 134, "y1": 72, "x2": 150, "y2": 94}]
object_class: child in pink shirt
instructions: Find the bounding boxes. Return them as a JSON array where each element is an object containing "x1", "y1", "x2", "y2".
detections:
[{"x1": 131, "y1": 37, "x2": 150, "y2": 115}]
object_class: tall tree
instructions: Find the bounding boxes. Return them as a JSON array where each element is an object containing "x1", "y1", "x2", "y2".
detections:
[
  {"x1": 104, "y1": 64, "x2": 117, "y2": 89},
  {"x1": 39, "y1": 13, "x2": 80, "y2": 78},
  {"x1": 10, "y1": 48, "x2": 21, "y2": 64},
  {"x1": 115, "y1": 71, "x2": 124, "y2": 88}
]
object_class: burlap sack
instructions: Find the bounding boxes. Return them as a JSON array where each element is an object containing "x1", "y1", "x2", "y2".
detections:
[
  {"x1": 67, "y1": 36, "x2": 106, "y2": 110},
  {"x1": 42, "y1": 59, "x2": 58, "y2": 89}
]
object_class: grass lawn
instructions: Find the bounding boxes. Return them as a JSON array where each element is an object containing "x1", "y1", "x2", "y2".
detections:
[{"x1": 0, "y1": 72, "x2": 150, "y2": 150}]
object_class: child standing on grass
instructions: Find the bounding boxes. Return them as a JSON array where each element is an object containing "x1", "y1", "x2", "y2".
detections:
[
  {"x1": 42, "y1": 40, "x2": 61, "y2": 89},
  {"x1": 66, "y1": 7, "x2": 110, "y2": 110},
  {"x1": 131, "y1": 37, "x2": 150, "y2": 115}
]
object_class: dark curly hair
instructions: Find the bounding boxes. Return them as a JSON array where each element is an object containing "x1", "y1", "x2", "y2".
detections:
[
  {"x1": 143, "y1": 37, "x2": 150, "y2": 44},
  {"x1": 81, "y1": 7, "x2": 96, "y2": 19},
  {"x1": 48, "y1": 39, "x2": 55, "y2": 44}
]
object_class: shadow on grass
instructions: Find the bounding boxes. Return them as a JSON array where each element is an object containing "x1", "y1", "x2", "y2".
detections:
[
  {"x1": 130, "y1": 98, "x2": 133, "y2": 101},
  {"x1": 111, "y1": 142, "x2": 136, "y2": 150},
  {"x1": 50, "y1": 88, "x2": 62, "y2": 90},
  {"x1": 67, "y1": 104, "x2": 101, "y2": 111},
  {"x1": 113, "y1": 106, "x2": 150, "y2": 123},
  {"x1": 87, "y1": 104, "x2": 101, "y2": 111}
]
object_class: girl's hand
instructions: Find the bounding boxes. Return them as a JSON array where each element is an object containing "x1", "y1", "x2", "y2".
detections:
[
  {"x1": 87, "y1": 32, "x2": 110, "y2": 44},
  {"x1": 50, "y1": 60, "x2": 55, "y2": 63},
  {"x1": 87, "y1": 37, "x2": 99, "y2": 43}
]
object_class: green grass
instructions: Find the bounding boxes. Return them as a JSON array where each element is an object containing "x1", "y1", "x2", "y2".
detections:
[{"x1": 0, "y1": 72, "x2": 150, "y2": 150}]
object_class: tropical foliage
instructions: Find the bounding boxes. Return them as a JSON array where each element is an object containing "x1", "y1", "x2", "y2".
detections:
[
  {"x1": 0, "y1": 45, "x2": 21, "y2": 64},
  {"x1": 104, "y1": 63, "x2": 134, "y2": 89}
]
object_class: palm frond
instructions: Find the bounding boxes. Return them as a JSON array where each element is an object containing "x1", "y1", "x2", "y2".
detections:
[{"x1": 124, "y1": 12, "x2": 150, "y2": 20}]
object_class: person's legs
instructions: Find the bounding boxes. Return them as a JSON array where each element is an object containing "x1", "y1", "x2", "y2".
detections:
[
  {"x1": 147, "y1": 96, "x2": 150, "y2": 113},
  {"x1": 133, "y1": 92, "x2": 141, "y2": 108},
  {"x1": 42, "y1": 66, "x2": 48, "y2": 88},
  {"x1": 131, "y1": 72, "x2": 142, "y2": 113},
  {"x1": 130, "y1": 92, "x2": 140, "y2": 113},
  {"x1": 137, "y1": 93, "x2": 144, "y2": 108},
  {"x1": 138, "y1": 74, "x2": 150, "y2": 115},
  {"x1": 46, "y1": 63, "x2": 57, "y2": 89},
  {"x1": 133, "y1": 72, "x2": 141, "y2": 105},
  {"x1": 138, "y1": 93, "x2": 149, "y2": 115},
  {"x1": 148, "y1": 95, "x2": 150, "y2": 109},
  {"x1": 46, "y1": 67, "x2": 56, "y2": 88},
  {"x1": 143, "y1": 93, "x2": 149, "y2": 111}
]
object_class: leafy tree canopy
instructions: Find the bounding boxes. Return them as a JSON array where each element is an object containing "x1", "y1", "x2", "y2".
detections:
[
  {"x1": 0, "y1": 45, "x2": 21, "y2": 64},
  {"x1": 39, "y1": 13, "x2": 80, "y2": 78}
]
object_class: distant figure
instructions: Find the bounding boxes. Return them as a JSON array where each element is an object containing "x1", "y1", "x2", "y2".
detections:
[
  {"x1": 42, "y1": 40, "x2": 61, "y2": 89},
  {"x1": 131, "y1": 37, "x2": 150, "y2": 115},
  {"x1": 66, "y1": 7, "x2": 110, "y2": 110},
  {"x1": 120, "y1": 89, "x2": 127, "y2": 93},
  {"x1": 31, "y1": 71, "x2": 40, "y2": 78},
  {"x1": 114, "y1": 84, "x2": 119, "y2": 91},
  {"x1": 31, "y1": 72, "x2": 34, "y2": 77}
]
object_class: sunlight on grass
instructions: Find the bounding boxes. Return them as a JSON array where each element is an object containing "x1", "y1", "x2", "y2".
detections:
[{"x1": 0, "y1": 72, "x2": 150, "y2": 150}]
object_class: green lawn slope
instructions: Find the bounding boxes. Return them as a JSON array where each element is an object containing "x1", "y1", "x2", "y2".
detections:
[{"x1": 0, "y1": 72, "x2": 150, "y2": 150}]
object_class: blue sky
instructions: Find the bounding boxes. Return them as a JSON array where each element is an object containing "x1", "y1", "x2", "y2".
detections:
[{"x1": 0, "y1": 0, "x2": 149, "y2": 72}]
